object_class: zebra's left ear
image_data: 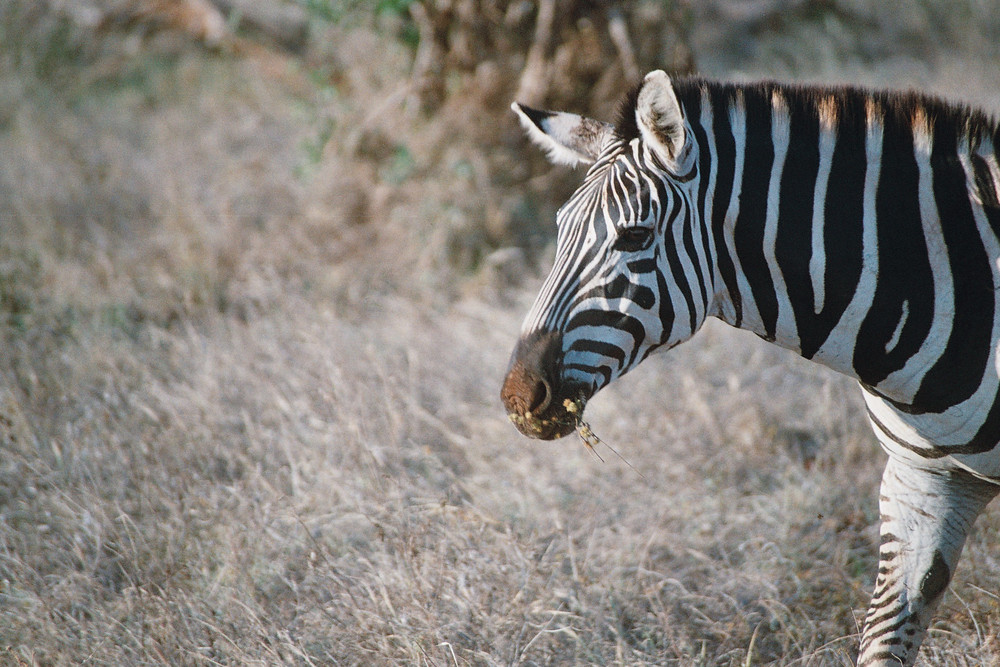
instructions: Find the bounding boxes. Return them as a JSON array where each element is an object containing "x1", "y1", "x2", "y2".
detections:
[
  {"x1": 635, "y1": 70, "x2": 687, "y2": 166},
  {"x1": 512, "y1": 102, "x2": 614, "y2": 167}
]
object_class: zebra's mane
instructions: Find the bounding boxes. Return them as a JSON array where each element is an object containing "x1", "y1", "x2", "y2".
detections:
[
  {"x1": 613, "y1": 76, "x2": 1000, "y2": 148},
  {"x1": 612, "y1": 81, "x2": 646, "y2": 143}
]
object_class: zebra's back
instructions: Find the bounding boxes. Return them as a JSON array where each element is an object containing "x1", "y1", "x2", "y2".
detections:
[{"x1": 668, "y1": 78, "x2": 1000, "y2": 468}]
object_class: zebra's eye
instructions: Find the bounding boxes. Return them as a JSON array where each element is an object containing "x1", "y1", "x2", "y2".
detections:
[{"x1": 612, "y1": 226, "x2": 654, "y2": 253}]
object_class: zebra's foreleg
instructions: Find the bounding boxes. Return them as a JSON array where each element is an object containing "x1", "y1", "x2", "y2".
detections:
[{"x1": 857, "y1": 456, "x2": 997, "y2": 666}]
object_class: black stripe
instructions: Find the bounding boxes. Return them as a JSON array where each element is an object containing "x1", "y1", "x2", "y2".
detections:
[
  {"x1": 816, "y1": 95, "x2": 868, "y2": 357},
  {"x1": 548, "y1": 192, "x2": 605, "y2": 328},
  {"x1": 564, "y1": 363, "x2": 611, "y2": 389},
  {"x1": 865, "y1": 612, "x2": 911, "y2": 634},
  {"x1": 853, "y1": 110, "x2": 934, "y2": 385},
  {"x1": 565, "y1": 309, "x2": 647, "y2": 359},
  {"x1": 576, "y1": 273, "x2": 656, "y2": 310},
  {"x1": 988, "y1": 126, "x2": 1000, "y2": 239},
  {"x1": 774, "y1": 95, "x2": 821, "y2": 355},
  {"x1": 548, "y1": 241, "x2": 587, "y2": 329},
  {"x1": 878, "y1": 531, "x2": 902, "y2": 547},
  {"x1": 655, "y1": 246, "x2": 676, "y2": 345},
  {"x1": 708, "y1": 86, "x2": 743, "y2": 326},
  {"x1": 971, "y1": 152, "x2": 1000, "y2": 209},
  {"x1": 661, "y1": 186, "x2": 699, "y2": 333},
  {"x1": 685, "y1": 91, "x2": 718, "y2": 295},
  {"x1": 567, "y1": 339, "x2": 627, "y2": 370},
  {"x1": 863, "y1": 595, "x2": 907, "y2": 619},
  {"x1": 626, "y1": 257, "x2": 657, "y2": 273},
  {"x1": 653, "y1": 118, "x2": 709, "y2": 313},
  {"x1": 911, "y1": 120, "x2": 994, "y2": 412},
  {"x1": 678, "y1": 185, "x2": 708, "y2": 311},
  {"x1": 733, "y1": 87, "x2": 778, "y2": 340},
  {"x1": 866, "y1": 406, "x2": 941, "y2": 457},
  {"x1": 862, "y1": 381, "x2": 927, "y2": 415},
  {"x1": 861, "y1": 651, "x2": 908, "y2": 665},
  {"x1": 868, "y1": 388, "x2": 1000, "y2": 456},
  {"x1": 959, "y1": 381, "x2": 1000, "y2": 454}
]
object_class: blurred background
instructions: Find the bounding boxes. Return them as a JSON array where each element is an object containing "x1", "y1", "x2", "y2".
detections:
[{"x1": 1, "y1": 1, "x2": 999, "y2": 664}]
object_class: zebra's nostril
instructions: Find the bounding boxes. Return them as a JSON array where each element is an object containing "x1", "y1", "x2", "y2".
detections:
[
  {"x1": 529, "y1": 378, "x2": 552, "y2": 414},
  {"x1": 500, "y1": 362, "x2": 553, "y2": 417}
]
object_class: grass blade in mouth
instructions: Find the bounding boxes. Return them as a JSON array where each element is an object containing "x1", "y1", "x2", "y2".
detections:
[{"x1": 563, "y1": 397, "x2": 646, "y2": 480}]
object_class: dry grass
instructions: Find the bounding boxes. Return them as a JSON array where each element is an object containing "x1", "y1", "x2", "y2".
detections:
[{"x1": 1, "y1": 3, "x2": 999, "y2": 666}]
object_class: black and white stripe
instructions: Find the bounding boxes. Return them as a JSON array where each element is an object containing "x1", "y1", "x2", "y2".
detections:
[{"x1": 502, "y1": 71, "x2": 1000, "y2": 666}]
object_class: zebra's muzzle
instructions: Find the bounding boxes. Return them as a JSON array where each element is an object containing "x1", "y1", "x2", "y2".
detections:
[{"x1": 501, "y1": 330, "x2": 588, "y2": 440}]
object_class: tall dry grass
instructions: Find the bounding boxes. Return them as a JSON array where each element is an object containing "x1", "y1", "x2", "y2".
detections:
[{"x1": 1, "y1": 2, "x2": 999, "y2": 665}]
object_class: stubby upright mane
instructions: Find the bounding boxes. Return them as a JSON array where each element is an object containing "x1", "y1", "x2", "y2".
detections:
[{"x1": 612, "y1": 75, "x2": 1000, "y2": 152}]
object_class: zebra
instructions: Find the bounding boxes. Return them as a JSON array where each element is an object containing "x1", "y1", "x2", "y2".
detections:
[{"x1": 500, "y1": 70, "x2": 1000, "y2": 666}]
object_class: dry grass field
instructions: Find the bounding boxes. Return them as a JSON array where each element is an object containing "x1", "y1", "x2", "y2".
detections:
[{"x1": 1, "y1": 1, "x2": 999, "y2": 665}]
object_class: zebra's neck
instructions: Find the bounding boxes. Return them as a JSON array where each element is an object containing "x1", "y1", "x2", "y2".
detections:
[{"x1": 679, "y1": 77, "x2": 1000, "y2": 412}]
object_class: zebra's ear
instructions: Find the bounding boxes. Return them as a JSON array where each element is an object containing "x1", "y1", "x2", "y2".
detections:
[
  {"x1": 511, "y1": 102, "x2": 613, "y2": 167},
  {"x1": 635, "y1": 70, "x2": 686, "y2": 165}
]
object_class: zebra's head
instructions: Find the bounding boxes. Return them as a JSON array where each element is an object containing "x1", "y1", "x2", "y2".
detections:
[{"x1": 502, "y1": 71, "x2": 711, "y2": 439}]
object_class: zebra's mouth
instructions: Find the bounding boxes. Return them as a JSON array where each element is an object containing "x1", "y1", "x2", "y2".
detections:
[{"x1": 504, "y1": 389, "x2": 588, "y2": 440}]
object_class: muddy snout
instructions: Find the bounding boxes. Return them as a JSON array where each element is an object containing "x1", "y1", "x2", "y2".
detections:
[{"x1": 501, "y1": 330, "x2": 584, "y2": 440}]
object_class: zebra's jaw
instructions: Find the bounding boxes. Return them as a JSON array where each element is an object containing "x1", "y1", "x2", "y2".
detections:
[{"x1": 500, "y1": 330, "x2": 591, "y2": 440}]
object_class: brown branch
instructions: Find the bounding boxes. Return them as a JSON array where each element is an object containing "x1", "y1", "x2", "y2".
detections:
[
  {"x1": 515, "y1": 0, "x2": 557, "y2": 106},
  {"x1": 208, "y1": 0, "x2": 309, "y2": 53},
  {"x1": 608, "y1": 7, "x2": 639, "y2": 84},
  {"x1": 409, "y1": 1, "x2": 450, "y2": 110}
]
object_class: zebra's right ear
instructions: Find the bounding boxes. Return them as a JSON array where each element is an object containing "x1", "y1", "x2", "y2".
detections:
[
  {"x1": 511, "y1": 102, "x2": 613, "y2": 167},
  {"x1": 635, "y1": 70, "x2": 687, "y2": 166}
]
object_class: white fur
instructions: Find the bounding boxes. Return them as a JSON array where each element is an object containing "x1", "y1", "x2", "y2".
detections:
[
  {"x1": 635, "y1": 70, "x2": 686, "y2": 164},
  {"x1": 511, "y1": 102, "x2": 611, "y2": 167}
]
